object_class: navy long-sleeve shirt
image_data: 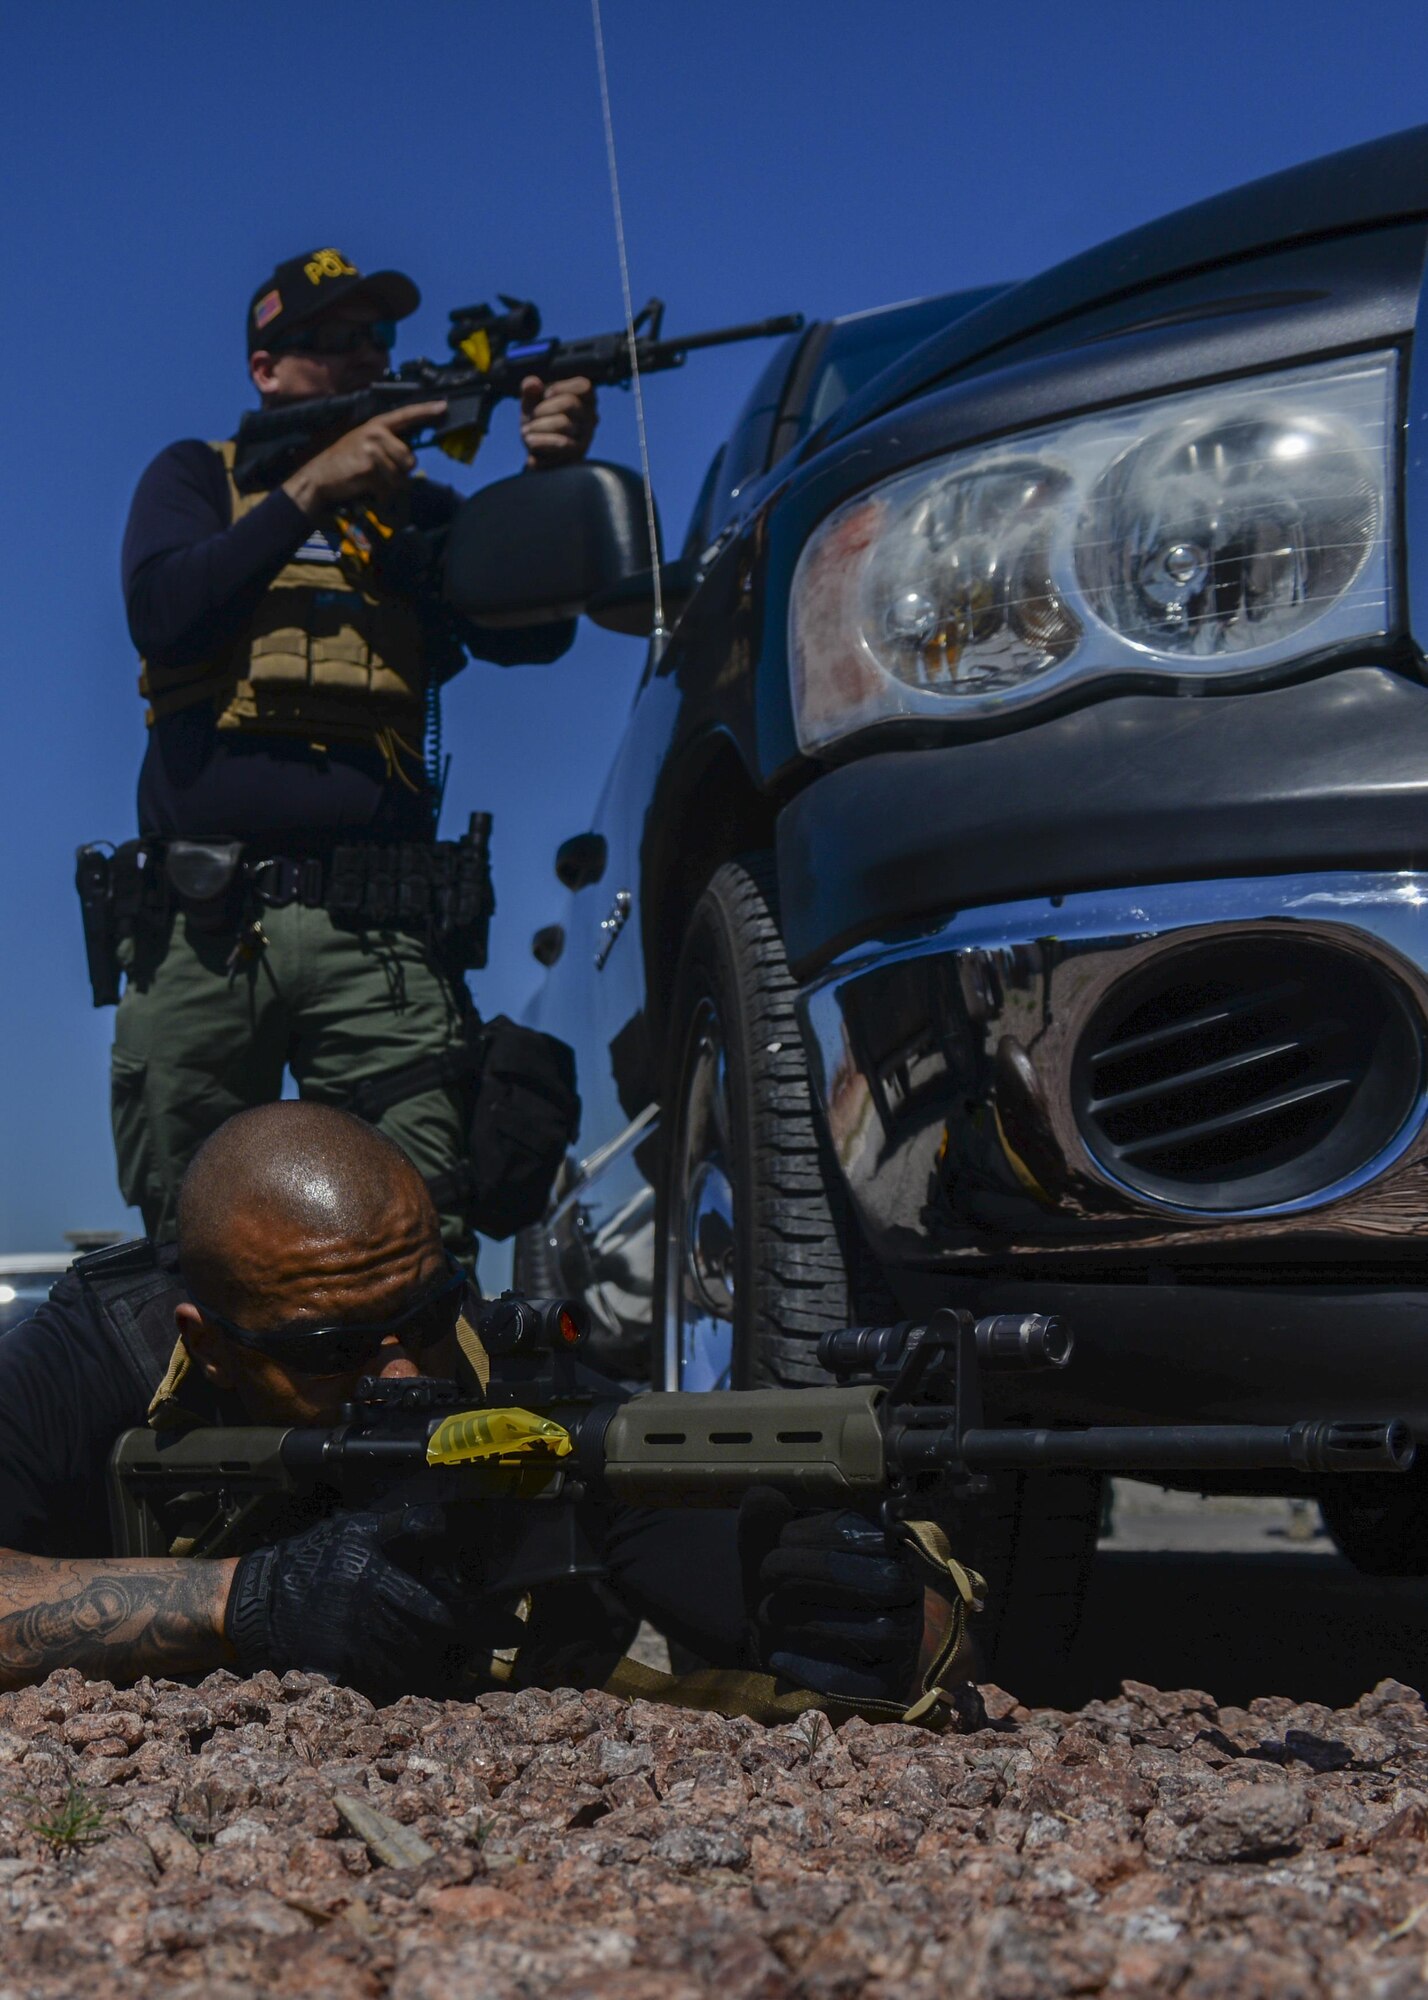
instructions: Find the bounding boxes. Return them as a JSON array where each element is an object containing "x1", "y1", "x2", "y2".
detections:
[{"x1": 123, "y1": 440, "x2": 576, "y2": 841}]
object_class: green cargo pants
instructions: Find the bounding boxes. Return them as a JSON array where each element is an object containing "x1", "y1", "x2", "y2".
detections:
[{"x1": 111, "y1": 902, "x2": 471, "y2": 1248}]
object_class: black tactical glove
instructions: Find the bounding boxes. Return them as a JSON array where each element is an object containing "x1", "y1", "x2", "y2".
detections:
[
  {"x1": 225, "y1": 1505, "x2": 503, "y2": 1703},
  {"x1": 738, "y1": 1487, "x2": 923, "y2": 1704}
]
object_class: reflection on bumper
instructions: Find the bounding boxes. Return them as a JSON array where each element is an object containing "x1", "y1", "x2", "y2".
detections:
[{"x1": 797, "y1": 872, "x2": 1428, "y2": 1268}]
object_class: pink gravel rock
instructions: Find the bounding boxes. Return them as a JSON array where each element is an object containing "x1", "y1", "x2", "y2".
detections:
[{"x1": 0, "y1": 1670, "x2": 1425, "y2": 1994}]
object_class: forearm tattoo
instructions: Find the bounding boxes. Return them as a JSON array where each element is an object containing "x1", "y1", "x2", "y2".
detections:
[{"x1": 0, "y1": 1555, "x2": 234, "y2": 1689}]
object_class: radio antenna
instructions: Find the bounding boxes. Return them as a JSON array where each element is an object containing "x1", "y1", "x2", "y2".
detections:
[{"x1": 590, "y1": 0, "x2": 666, "y2": 644}]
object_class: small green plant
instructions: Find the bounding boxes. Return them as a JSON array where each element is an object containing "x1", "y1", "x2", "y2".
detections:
[
  {"x1": 25, "y1": 1784, "x2": 109, "y2": 1858},
  {"x1": 446, "y1": 1805, "x2": 496, "y2": 1850},
  {"x1": 795, "y1": 1708, "x2": 829, "y2": 1759}
]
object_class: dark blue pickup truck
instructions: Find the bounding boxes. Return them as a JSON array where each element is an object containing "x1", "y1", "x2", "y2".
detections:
[{"x1": 449, "y1": 125, "x2": 1428, "y2": 1686}]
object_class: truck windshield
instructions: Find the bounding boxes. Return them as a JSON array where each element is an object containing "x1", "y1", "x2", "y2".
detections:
[{"x1": 799, "y1": 286, "x2": 1007, "y2": 442}]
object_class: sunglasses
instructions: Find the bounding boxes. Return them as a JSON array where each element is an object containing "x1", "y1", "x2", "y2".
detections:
[
  {"x1": 270, "y1": 319, "x2": 397, "y2": 357},
  {"x1": 191, "y1": 1254, "x2": 468, "y2": 1376}
]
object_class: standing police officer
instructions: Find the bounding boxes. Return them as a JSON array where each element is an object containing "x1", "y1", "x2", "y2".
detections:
[{"x1": 104, "y1": 248, "x2": 597, "y2": 1249}]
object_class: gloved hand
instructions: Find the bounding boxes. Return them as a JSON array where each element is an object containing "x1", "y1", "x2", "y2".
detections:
[
  {"x1": 225, "y1": 1505, "x2": 500, "y2": 1703},
  {"x1": 738, "y1": 1488, "x2": 923, "y2": 1704}
]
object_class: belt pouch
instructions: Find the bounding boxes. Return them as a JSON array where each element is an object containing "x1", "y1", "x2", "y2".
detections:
[
  {"x1": 397, "y1": 842, "x2": 432, "y2": 925},
  {"x1": 164, "y1": 839, "x2": 245, "y2": 931},
  {"x1": 328, "y1": 845, "x2": 367, "y2": 924},
  {"x1": 363, "y1": 848, "x2": 397, "y2": 927}
]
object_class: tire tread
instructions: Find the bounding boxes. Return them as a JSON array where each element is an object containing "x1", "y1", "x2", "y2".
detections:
[{"x1": 675, "y1": 856, "x2": 850, "y2": 1385}]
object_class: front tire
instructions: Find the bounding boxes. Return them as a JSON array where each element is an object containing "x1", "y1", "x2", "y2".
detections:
[
  {"x1": 1319, "y1": 1484, "x2": 1428, "y2": 1576},
  {"x1": 511, "y1": 1221, "x2": 562, "y2": 1296},
  {"x1": 654, "y1": 857, "x2": 850, "y2": 1388},
  {"x1": 652, "y1": 855, "x2": 1100, "y2": 1699}
]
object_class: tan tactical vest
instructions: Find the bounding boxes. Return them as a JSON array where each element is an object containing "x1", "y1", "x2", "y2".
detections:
[{"x1": 138, "y1": 440, "x2": 429, "y2": 772}]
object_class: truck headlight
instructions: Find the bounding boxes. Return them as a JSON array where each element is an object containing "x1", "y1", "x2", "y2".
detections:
[{"x1": 789, "y1": 355, "x2": 1396, "y2": 753}]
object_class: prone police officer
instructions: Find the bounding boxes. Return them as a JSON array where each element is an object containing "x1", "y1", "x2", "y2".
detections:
[
  {"x1": 97, "y1": 248, "x2": 598, "y2": 1250},
  {"x1": 0, "y1": 1102, "x2": 929, "y2": 1706}
]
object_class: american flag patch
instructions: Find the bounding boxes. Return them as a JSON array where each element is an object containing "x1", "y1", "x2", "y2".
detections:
[
  {"x1": 254, "y1": 289, "x2": 283, "y2": 329},
  {"x1": 296, "y1": 530, "x2": 342, "y2": 564}
]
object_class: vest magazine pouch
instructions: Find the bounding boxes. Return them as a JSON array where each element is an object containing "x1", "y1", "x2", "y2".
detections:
[
  {"x1": 136, "y1": 440, "x2": 427, "y2": 748},
  {"x1": 309, "y1": 627, "x2": 379, "y2": 687},
  {"x1": 164, "y1": 839, "x2": 244, "y2": 929},
  {"x1": 245, "y1": 646, "x2": 318, "y2": 688},
  {"x1": 466, "y1": 1017, "x2": 581, "y2": 1239}
]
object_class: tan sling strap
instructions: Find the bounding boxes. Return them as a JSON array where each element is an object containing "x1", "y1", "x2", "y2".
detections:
[{"x1": 602, "y1": 1520, "x2": 985, "y2": 1733}]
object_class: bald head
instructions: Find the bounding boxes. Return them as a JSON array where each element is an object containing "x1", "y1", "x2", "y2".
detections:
[{"x1": 177, "y1": 1103, "x2": 437, "y2": 1318}]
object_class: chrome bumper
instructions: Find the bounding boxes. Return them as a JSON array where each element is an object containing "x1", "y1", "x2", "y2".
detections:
[{"x1": 797, "y1": 871, "x2": 1428, "y2": 1268}]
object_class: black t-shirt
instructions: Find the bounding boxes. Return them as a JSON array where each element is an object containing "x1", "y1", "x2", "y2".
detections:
[
  {"x1": 122, "y1": 439, "x2": 578, "y2": 841},
  {"x1": 0, "y1": 1263, "x2": 746, "y2": 1667},
  {"x1": 0, "y1": 1265, "x2": 154, "y2": 1558}
]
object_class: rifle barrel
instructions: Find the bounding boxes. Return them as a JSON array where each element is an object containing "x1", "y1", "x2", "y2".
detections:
[
  {"x1": 954, "y1": 1419, "x2": 1414, "y2": 1476},
  {"x1": 657, "y1": 312, "x2": 806, "y2": 356}
]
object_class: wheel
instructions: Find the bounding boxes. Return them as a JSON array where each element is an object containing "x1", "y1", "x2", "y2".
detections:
[
  {"x1": 1319, "y1": 1484, "x2": 1428, "y2": 1576},
  {"x1": 654, "y1": 856, "x2": 851, "y2": 1388},
  {"x1": 511, "y1": 1220, "x2": 562, "y2": 1295}
]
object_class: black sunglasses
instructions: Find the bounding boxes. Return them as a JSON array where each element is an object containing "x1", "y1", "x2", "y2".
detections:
[
  {"x1": 270, "y1": 319, "x2": 397, "y2": 357},
  {"x1": 191, "y1": 1255, "x2": 468, "y2": 1376}
]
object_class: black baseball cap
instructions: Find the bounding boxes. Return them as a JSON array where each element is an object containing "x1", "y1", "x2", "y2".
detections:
[{"x1": 246, "y1": 248, "x2": 421, "y2": 352}]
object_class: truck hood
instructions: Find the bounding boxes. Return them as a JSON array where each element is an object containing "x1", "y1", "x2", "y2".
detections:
[{"x1": 820, "y1": 122, "x2": 1428, "y2": 446}]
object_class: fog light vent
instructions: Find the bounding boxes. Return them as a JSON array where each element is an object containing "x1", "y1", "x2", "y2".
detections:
[{"x1": 1071, "y1": 936, "x2": 1423, "y2": 1211}]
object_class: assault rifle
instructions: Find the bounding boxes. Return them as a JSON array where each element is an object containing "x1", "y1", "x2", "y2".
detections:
[
  {"x1": 108, "y1": 1297, "x2": 1414, "y2": 1579},
  {"x1": 232, "y1": 296, "x2": 805, "y2": 494}
]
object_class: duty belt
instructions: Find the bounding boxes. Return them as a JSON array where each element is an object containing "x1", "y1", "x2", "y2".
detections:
[
  {"x1": 245, "y1": 837, "x2": 492, "y2": 950},
  {"x1": 240, "y1": 843, "x2": 493, "y2": 936},
  {"x1": 75, "y1": 815, "x2": 495, "y2": 1005},
  {"x1": 245, "y1": 853, "x2": 326, "y2": 910}
]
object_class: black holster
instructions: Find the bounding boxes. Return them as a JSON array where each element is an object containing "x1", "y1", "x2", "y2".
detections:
[
  {"x1": 75, "y1": 839, "x2": 170, "y2": 1007},
  {"x1": 75, "y1": 845, "x2": 119, "y2": 1007}
]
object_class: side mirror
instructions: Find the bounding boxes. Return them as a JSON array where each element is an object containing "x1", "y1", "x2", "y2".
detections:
[
  {"x1": 586, "y1": 555, "x2": 701, "y2": 638},
  {"x1": 555, "y1": 832, "x2": 607, "y2": 891},
  {"x1": 443, "y1": 461, "x2": 659, "y2": 626}
]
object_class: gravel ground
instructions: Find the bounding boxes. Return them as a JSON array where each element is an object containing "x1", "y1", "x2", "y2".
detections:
[{"x1": 3, "y1": 1666, "x2": 1428, "y2": 1997}]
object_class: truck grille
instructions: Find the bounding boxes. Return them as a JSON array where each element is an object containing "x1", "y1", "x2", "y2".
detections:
[{"x1": 1071, "y1": 936, "x2": 1423, "y2": 1210}]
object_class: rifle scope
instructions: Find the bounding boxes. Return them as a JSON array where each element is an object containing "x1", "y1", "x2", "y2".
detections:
[{"x1": 475, "y1": 1293, "x2": 589, "y2": 1358}]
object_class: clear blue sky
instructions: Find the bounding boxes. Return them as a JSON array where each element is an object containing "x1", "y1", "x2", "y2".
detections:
[{"x1": 2, "y1": 0, "x2": 1426, "y2": 1250}]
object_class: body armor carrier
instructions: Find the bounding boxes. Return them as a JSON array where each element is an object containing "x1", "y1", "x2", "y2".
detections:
[
  {"x1": 74, "y1": 1239, "x2": 195, "y2": 1423},
  {"x1": 138, "y1": 441, "x2": 429, "y2": 773}
]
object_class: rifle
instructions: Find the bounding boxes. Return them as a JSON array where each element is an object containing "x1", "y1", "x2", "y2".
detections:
[
  {"x1": 232, "y1": 296, "x2": 805, "y2": 495},
  {"x1": 108, "y1": 1296, "x2": 1414, "y2": 1574}
]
